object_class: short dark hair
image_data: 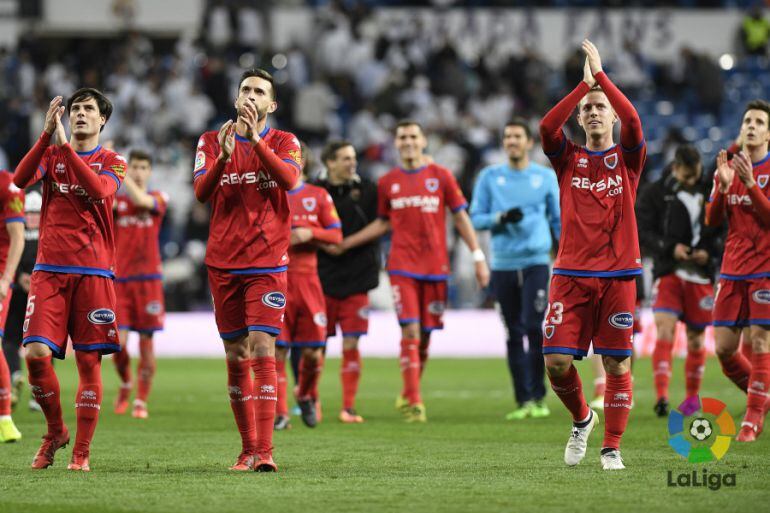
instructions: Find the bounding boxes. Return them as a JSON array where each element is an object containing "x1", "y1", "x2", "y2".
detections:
[
  {"x1": 673, "y1": 144, "x2": 701, "y2": 169},
  {"x1": 239, "y1": 68, "x2": 276, "y2": 100},
  {"x1": 504, "y1": 117, "x2": 532, "y2": 140},
  {"x1": 67, "y1": 88, "x2": 113, "y2": 131},
  {"x1": 321, "y1": 140, "x2": 354, "y2": 165},
  {"x1": 579, "y1": 85, "x2": 606, "y2": 108},
  {"x1": 743, "y1": 99, "x2": 770, "y2": 123},
  {"x1": 128, "y1": 149, "x2": 152, "y2": 165},
  {"x1": 395, "y1": 119, "x2": 424, "y2": 134}
]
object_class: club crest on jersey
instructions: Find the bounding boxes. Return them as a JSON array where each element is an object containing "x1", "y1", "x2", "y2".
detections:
[
  {"x1": 604, "y1": 153, "x2": 618, "y2": 170},
  {"x1": 87, "y1": 308, "x2": 116, "y2": 325},
  {"x1": 302, "y1": 197, "x2": 316, "y2": 212},
  {"x1": 262, "y1": 292, "x2": 286, "y2": 309},
  {"x1": 608, "y1": 312, "x2": 634, "y2": 329},
  {"x1": 758, "y1": 175, "x2": 769, "y2": 189},
  {"x1": 752, "y1": 290, "x2": 770, "y2": 305},
  {"x1": 425, "y1": 178, "x2": 439, "y2": 193},
  {"x1": 90, "y1": 163, "x2": 102, "y2": 172},
  {"x1": 544, "y1": 325, "x2": 555, "y2": 339}
]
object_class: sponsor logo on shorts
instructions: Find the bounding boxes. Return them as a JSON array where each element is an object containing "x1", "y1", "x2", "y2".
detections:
[
  {"x1": 752, "y1": 289, "x2": 770, "y2": 305},
  {"x1": 87, "y1": 308, "x2": 116, "y2": 325},
  {"x1": 544, "y1": 325, "x2": 555, "y2": 339},
  {"x1": 699, "y1": 296, "x2": 715, "y2": 311},
  {"x1": 313, "y1": 312, "x2": 328, "y2": 327},
  {"x1": 427, "y1": 301, "x2": 445, "y2": 316},
  {"x1": 262, "y1": 292, "x2": 286, "y2": 309},
  {"x1": 608, "y1": 312, "x2": 634, "y2": 329},
  {"x1": 146, "y1": 301, "x2": 162, "y2": 315},
  {"x1": 357, "y1": 306, "x2": 370, "y2": 320}
]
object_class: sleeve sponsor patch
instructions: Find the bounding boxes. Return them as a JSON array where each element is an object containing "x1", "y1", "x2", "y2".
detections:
[
  {"x1": 194, "y1": 151, "x2": 206, "y2": 172},
  {"x1": 8, "y1": 197, "x2": 23, "y2": 214},
  {"x1": 110, "y1": 162, "x2": 127, "y2": 179},
  {"x1": 288, "y1": 149, "x2": 302, "y2": 166}
]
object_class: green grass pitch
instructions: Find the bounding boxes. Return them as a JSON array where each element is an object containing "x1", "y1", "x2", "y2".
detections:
[{"x1": 1, "y1": 356, "x2": 768, "y2": 513}]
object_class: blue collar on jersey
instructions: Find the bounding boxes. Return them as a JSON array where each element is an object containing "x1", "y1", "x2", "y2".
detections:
[
  {"x1": 582, "y1": 144, "x2": 617, "y2": 156},
  {"x1": 287, "y1": 182, "x2": 305, "y2": 195},
  {"x1": 75, "y1": 145, "x2": 101, "y2": 156},
  {"x1": 235, "y1": 125, "x2": 271, "y2": 144},
  {"x1": 753, "y1": 152, "x2": 770, "y2": 167},
  {"x1": 398, "y1": 165, "x2": 427, "y2": 174}
]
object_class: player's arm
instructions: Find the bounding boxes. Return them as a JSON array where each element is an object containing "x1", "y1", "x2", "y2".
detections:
[
  {"x1": 14, "y1": 97, "x2": 65, "y2": 188},
  {"x1": 340, "y1": 218, "x2": 390, "y2": 251},
  {"x1": 242, "y1": 103, "x2": 299, "y2": 191},
  {"x1": 705, "y1": 150, "x2": 731, "y2": 227},
  {"x1": 545, "y1": 172, "x2": 561, "y2": 243},
  {"x1": 312, "y1": 193, "x2": 343, "y2": 244},
  {"x1": 734, "y1": 151, "x2": 770, "y2": 225},
  {"x1": 0, "y1": 221, "x2": 24, "y2": 301},
  {"x1": 469, "y1": 170, "x2": 496, "y2": 230},
  {"x1": 121, "y1": 175, "x2": 156, "y2": 210},
  {"x1": 453, "y1": 209, "x2": 490, "y2": 288},
  {"x1": 539, "y1": 61, "x2": 592, "y2": 156},
  {"x1": 194, "y1": 121, "x2": 234, "y2": 203}
]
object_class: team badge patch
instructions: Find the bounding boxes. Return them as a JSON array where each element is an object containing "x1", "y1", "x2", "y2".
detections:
[
  {"x1": 758, "y1": 175, "x2": 769, "y2": 189},
  {"x1": 604, "y1": 153, "x2": 618, "y2": 170},
  {"x1": 194, "y1": 151, "x2": 206, "y2": 172},
  {"x1": 90, "y1": 163, "x2": 103, "y2": 172},
  {"x1": 425, "y1": 178, "x2": 439, "y2": 193},
  {"x1": 87, "y1": 308, "x2": 116, "y2": 325},
  {"x1": 288, "y1": 149, "x2": 302, "y2": 166},
  {"x1": 752, "y1": 290, "x2": 770, "y2": 305},
  {"x1": 262, "y1": 292, "x2": 286, "y2": 309},
  {"x1": 608, "y1": 312, "x2": 634, "y2": 329},
  {"x1": 302, "y1": 197, "x2": 317, "y2": 212},
  {"x1": 544, "y1": 325, "x2": 555, "y2": 339}
]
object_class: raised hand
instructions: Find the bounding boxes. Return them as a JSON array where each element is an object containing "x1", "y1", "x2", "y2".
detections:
[
  {"x1": 53, "y1": 107, "x2": 67, "y2": 146},
  {"x1": 715, "y1": 150, "x2": 734, "y2": 193},
  {"x1": 734, "y1": 151, "x2": 755, "y2": 188},
  {"x1": 44, "y1": 96, "x2": 65, "y2": 135},
  {"x1": 582, "y1": 57, "x2": 596, "y2": 87},
  {"x1": 582, "y1": 39, "x2": 603, "y2": 76},
  {"x1": 217, "y1": 120, "x2": 235, "y2": 160},
  {"x1": 241, "y1": 102, "x2": 258, "y2": 143}
]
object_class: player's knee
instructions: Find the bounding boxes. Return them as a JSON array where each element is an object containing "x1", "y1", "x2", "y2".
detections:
[
  {"x1": 686, "y1": 331, "x2": 705, "y2": 351},
  {"x1": 655, "y1": 321, "x2": 675, "y2": 342},
  {"x1": 401, "y1": 324, "x2": 419, "y2": 340},
  {"x1": 24, "y1": 342, "x2": 52, "y2": 359},
  {"x1": 750, "y1": 329, "x2": 770, "y2": 353},
  {"x1": 602, "y1": 355, "x2": 630, "y2": 375},
  {"x1": 223, "y1": 339, "x2": 250, "y2": 361},
  {"x1": 342, "y1": 337, "x2": 358, "y2": 351},
  {"x1": 544, "y1": 355, "x2": 571, "y2": 377},
  {"x1": 302, "y1": 346, "x2": 321, "y2": 362},
  {"x1": 714, "y1": 343, "x2": 736, "y2": 361}
]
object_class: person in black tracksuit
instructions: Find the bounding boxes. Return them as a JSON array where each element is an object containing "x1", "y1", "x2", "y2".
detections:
[
  {"x1": 2, "y1": 182, "x2": 42, "y2": 411},
  {"x1": 314, "y1": 141, "x2": 379, "y2": 423},
  {"x1": 636, "y1": 145, "x2": 724, "y2": 417}
]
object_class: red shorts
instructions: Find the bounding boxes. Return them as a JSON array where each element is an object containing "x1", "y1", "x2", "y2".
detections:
[
  {"x1": 389, "y1": 273, "x2": 447, "y2": 332},
  {"x1": 713, "y1": 277, "x2": 770, "y2": 328},
  {"x1": 633, "y1": 300, "x2": 642, "y2": 334},
  {"x1": 277, "y1": 273, "x2": 327, "y2": 348},
  {"x1": 652, "y1": 274, "x2": 713, "y2": 329},
  {"x1": 542, "y1": 274, "x2": 636, "y2": 358},
  {"x1": 207, "y1": 267, "x2": 287, "y2": 340},
  {"x1": 325, "y1": 293, "x2": 369, "y2": 338},
  {"x1": 116, "y1": 279, "x2": 165, "y2": 334},
  {"x1": 22, "y1": 271, "x2": 120, "y2": 359},
  {"x1": 0, "y1": 288, "x2": 13, "y2": 339}
]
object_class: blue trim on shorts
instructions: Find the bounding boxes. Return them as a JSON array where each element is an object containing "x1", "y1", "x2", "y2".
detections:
[
  {"x1": 119, "y1": 325, "x2": 163, "y2": 334},
  {"x1": 542, "y1": 346, "x2": 589, "y2": 358},
  {"x1": 227, "y1": 266, "x2": 288, "y2": 275},
  {"x1": 713, "y1": 320, "x2": 749, "y2": 327},
  {"x1": 23, "y1": 336, "x2": 65, "y2": 359},
  {"x1": 398, "y1": 318, "x2": 420, "y2": 325},
  {"x1": 116, "y1": 274, "x2": 162, "y2": 283},
  {"x1": 388, "y1": 270, "x2": 449, "y2": 282},
  {"x1": 220, "y1": 328, "x2": 249, "y2": 340},
  {"x1": 685, "y1": 321, "x2": 711, "y2": 330},
  {"x1": 720, "y1": 272, "x2": 770, "y2": 280},
  {"x1": 34, "y1": 263, "x2": 115, "y2": 279},
  {"x1": 653, "y1": 307, "x2": 682, "y2": 317},
  {"x1": 749, "y1": 318, "x2": 770, "y2": 325},
  {"x1": 341, "y1": 331, "x2": 367, "y2": 337},
  {"x1": 248, "y1": 325, "x2": 281, "y2": 336},
  {"x1": 276, "y1": 340, "x2": 290, "y2": 348},
  {"x1": 290, "y1": 340, "x2": 327, "y2": 348},
  {"x1": 553, "y1": 268, "x2": 642, "y2": 278},
  {"x1": 72, "y1": 342, "x2": 121, "y2": 354},
  {"x1": 421, "y1": 326, "x2": 443, "y2": 333},
  {"x1": 593, "y1": 348, "x2": 633, "y2": 357}
]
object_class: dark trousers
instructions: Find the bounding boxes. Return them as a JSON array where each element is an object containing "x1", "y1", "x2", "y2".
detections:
[
  {"x1": 491, "y1": 266, "x2": 549, "y2": 405},
  {"x1": 2, "y1": 287, "x2": 29, "y2": 376}
]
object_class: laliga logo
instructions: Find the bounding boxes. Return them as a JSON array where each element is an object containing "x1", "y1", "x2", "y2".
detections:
[
  {"x1": 262, "y1": 292, "x2": 286, "y2": 309},
  {"x1": 668, "y1": 395, "x2": 735, "y2": 463},
  {"x1": 87, "y1": 308, "x2": 116, "y2": 325},
  {"x1": 608, "y1": 312, "x2": 634, "y2": 329}
]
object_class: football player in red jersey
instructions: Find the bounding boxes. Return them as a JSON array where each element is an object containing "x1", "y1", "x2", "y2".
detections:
[
  {"x1": 0, "y1": 170, "x2": 25, "y2": 443},
  {"x1": 14, "y1": 89, "x2": 127, "y2": 471},
  {"x1": 539, "y1": 41, "x2": 645, "y2": 470},
  {"x1": 193, "y1": 69, "x2": 300, "y2": 471},
  {"x1": 111, "y1": 150, "x2": 167, "y2": 420},
  {"x1": 275, "y1": 167, "x2": 342, "y2": 430},
  {"x1": 335, "y1": 121, "x2": 489, "y2": 423},
  {"x1": 706, "y1": 99, "x2": 770, "y2": 442}
]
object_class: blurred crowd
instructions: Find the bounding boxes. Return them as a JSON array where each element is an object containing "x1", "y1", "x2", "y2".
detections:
[{"x1": 0, "y1": 1, "x2": 768, "y2": 310}]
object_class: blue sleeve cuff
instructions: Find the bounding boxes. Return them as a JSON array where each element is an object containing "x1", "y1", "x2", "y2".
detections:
[
  {"x1": 325, "y1": 222, "x2": 342, "y2": 229},
  {"x1": 544, "y1": 134, "x2": 567, "y2": 157},
  {"x1": 621, "y1": 139, "x2": 646, "y2": 153},
  {"x1": 100, "y1": 170, "x2": 121, "y2": 191},
  {"x1": 193, "y1": 169, "x2": 207, "y2": 180},
  {"x1": 283, "y1": 158, "x2": 302, "y2": 171},
  {"x1": 4, "y1": 217, "x2": 24, "y2": 224},
  {"x1": 451, "y1": 203, "x2": 468, "y2": 213}
]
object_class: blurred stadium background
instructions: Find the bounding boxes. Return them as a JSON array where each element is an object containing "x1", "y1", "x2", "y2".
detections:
[{"x1": 0, "y1": 0, "x2": 769, "y2": 354}]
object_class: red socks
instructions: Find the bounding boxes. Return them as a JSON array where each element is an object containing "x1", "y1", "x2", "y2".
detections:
[
  {"x1": 136, "y1": 337, "x2": 155, "y2": 403},
  {"x1": 603, "y1": 372, "x2": 633, "y2": 450},
  {"x1": 685, "y1": 348, "x2": 706, "y2": 398},
  {"x1": 418, "y1": 340, "x2": 430, "y2": 377},
  {"x1": 741, "y1": 339, "x2": 753, "y2": 361},
  {"x1": 593, "y1": 377, "x2": 606, "y2": 399},
  {"x1": 112, "y1": 346, "x2": 131, "y2": 386},
  {"x1": 297, "y1": 354, "x2": 322, "y2": 400},
  {"x1": 74, "y1": 351, "x2": 103, "y2": 457},
  {"x1": 400, "y1": 339, "x2": 421, "y2": 405},
  {"x1": 341, "y1": 349, "x2": 361, "y2": 410},
  {"x1": 747, "y1": 353, "x2": 770, "y2": 417},
  {"x1": 719, "y1": 352, "x2": 751, "y2": 393},
  {"x1": 251, "y1": 356, "x2": 277, "y2": 454},
  {"x1": 276, "y1": 357, "x2": 288, "y2": 417},
  {"x1": 0, "y1": 351, "x2": 11, "y2": 416},
  {"x1": 226, "y1": 359, "x2": 257, "y2": 455},
  {"x1": 548, "y1": 365, "x2": 589, "y2": 423},
  {"x1": 652, "y1": 339, "x2": 673, "y2": 400},
  {"x1": 26, "y1": 355, "x2": 64, "y2": 434}
]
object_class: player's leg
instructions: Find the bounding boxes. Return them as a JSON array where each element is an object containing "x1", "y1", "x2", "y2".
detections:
[
  {"x1": 297, "y1": 345, "x2": 324, "y2": 427},
  {"x1": 740, "y1": 327, "x2": 753, "y2": 361},
  {"x1": 599, "y1": 355, "x2": 632, "y2": 470},
  {"x1": 336, "y1": 293, "x2": 368, "y2": 422},
  {"x1": 0, "y1": 339, "x2": 22, "y2": 443},
  {"x1": 522, "y1": 266, "x2": 550, "y2": 418},
  {"x1": 713, "y1": 279, "x2": 751, "y2": 392},
  {"x1": 26, "y1": 342, "x2": 69, "y2": 467},
  {"x1": 4, "y1": 288, "x2": 33, "y2": 411},
  {"x1": 112, "y1": 329, "x2": 132, "y2": 414},
  {"x1": 69, "y1": 349, "x2": 102, "y2": 471},
  {"x1": 651, "y1": 311, "x2": 677, "y2": 415},
  {"x1": 390, "y1": 275, "x2": 422, "y2": 415},
  {"x1": 589, "y1": 354, "x2": 606, "y2": 410},
  {"x1": 274, "y1": 343, "x2": 291, "y2": 430},
  {"x1": 132, "y1": 332, "x2": 156, "y2": 419},
  {"x1": 737, "y1": 325, "x2": 770, "y2": 441},
  {"x1": 684, "y1": 327, "x2": 706, "y2": 400}
]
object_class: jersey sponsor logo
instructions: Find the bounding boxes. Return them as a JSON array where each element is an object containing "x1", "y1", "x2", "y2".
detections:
[
  {"x1": 390, "y1": 195, "x2": 440, "y2": 213},
  {"x1": 544, "y1": 325, "x2": 555, "y2": 339},
  {"x1": 530, "y1": 175, "x2": 543, "y2": 189},
  {"x1": 194, "y1": 151, "x2": 206, "y2": 172},
  {"x1": 262, "y1": 291, "x2": 286, "y2": 309},
  {"x1": 425, "y1": 178, "x2": 439, "y2": 193},
  {"x1": 571, "y1": 174, "x2": 623, "y2": 196},
  {"x1": 51, "y1": 181, "x2": 103, "y2": 203},
  {"x1": 608, "y1": 312, "x2": 634, "y2": 329},
  {"x1": 302, "y1": 197, "x2": 317, "y2": 212},
  {"x1": 146, "y1": 301, "x2": 162, "y2": 315},
  {"x1": 117, "y1": 214, "x2": 154, "y2": 228},
  {"x1": 427, "y1": 300, "x2": 445, "y2": 316},
  {"x1": 110, "y1": 161, "x2": 127, "y2": 179},
  {"x1": 752, "y1": 289, "x2": 770, "y2": 305},
  {"x1": 313, "y1": 312, "x2": 328, "y2": 327},
  {"x1": 604, "y1": 153, "x2": 618, "y2": 169},
  {"x1": 87, "y1": 308, "x2": 116, "y2": 325},
  {"x1": 758, "y1": 175, "x2": 769, "y2": 189},
  {"x1": 726, "y1": 194, "x2": 752, "y2": 206},
  {"x1": 699, "y1": 296, "x2": 714, "y2": 311},
  {"x1": 220, "y1": 170, "x2": 278, "y2": 189}
]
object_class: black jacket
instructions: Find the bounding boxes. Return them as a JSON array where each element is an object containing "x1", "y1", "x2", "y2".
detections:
[
  {"x1": 636, "y1": 172, "x2": 723, "y2": 281},
  {"x1": 315, "y1": 175, "x2": 380, "y2": 298}
]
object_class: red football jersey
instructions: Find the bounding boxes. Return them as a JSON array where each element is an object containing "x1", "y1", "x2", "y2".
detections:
[
  {"x1": 115, "y1": 191, "x2": 167, "y2": 280},
  {"x1": 287, "y1": 183, "x2": 341, "y2": 275},
  {"x1": 194, "y1": 127, "x2": 301, "y2": 271},
  {"x1": 710, "y1": 153, "x2": 770, "y2": 277},
  {"x1": 377, "y1": 164, "x2": 467, "y2": 280},
  {"x1": 546, "y1": 141, "x2": 646, "y2": 277},
  {"x1": 0, "y1": 170, "x2": 25, "y2": 273},
  {"x1": 33, "y1": 145, "x2": 126, "y2": 277}
]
